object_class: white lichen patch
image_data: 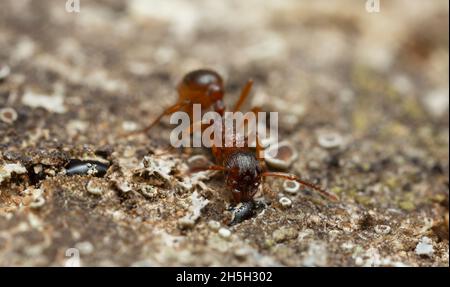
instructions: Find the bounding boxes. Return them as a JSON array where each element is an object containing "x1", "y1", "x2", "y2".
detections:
[
  {"x1": 279, "y1": 196, "x2": 292, "y2": 208},
  {"x1": 264, "y1": 141, "x2": 298, "y2": 170},
  {"x1": 135, "y1": 155, "x2": 212, "y2": 192},
  {"x1": 415, "y1": 236, "x2": 434, "y2": 257},
  {"x1": 0, "y1": 107, "x2": 18, "y2": 124},
  {"x1": 135, "y1": 156, "x2": 177, "y2": 182},
  {"x1": 178, "y1": 191, "x2": 209, "y2": 229},
  {"x1": 140, "y1": 185, "x2": 158, "y2": 199},
  {"x1": 0, "y1": 163, "x2": 27, "y2": 184},
  {"x1": 179, "y1": 171, "x2": 212, "y2": 191},
  {"x1": 302, "y1": 242, "x2": 328, "y2": 267},
  {"x1": 317, "y1": 131, "x2": 344, "y2": 149},
  {"x1": 283, "y1": 180, "x2": 300, "y2": 194},
  {"x1": 28, "y1": 188, "x2": 45, "y2": 209},
  {"x1": 22, "y1": 90, "x2": 66, "y2": 113}
]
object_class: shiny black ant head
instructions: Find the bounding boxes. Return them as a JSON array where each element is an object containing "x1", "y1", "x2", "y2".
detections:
[{"x1": 225, "y1": 152, "x2": 262, "y2": 202}]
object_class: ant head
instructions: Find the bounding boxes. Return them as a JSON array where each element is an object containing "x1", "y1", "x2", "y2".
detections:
[{"x1": 225, "y1": 152, "x2": 262, "y2": 202}]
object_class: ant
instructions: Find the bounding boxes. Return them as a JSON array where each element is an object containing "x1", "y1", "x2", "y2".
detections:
[{"x1": 129, "y1": 69, "x2": 338, "y2": 224}]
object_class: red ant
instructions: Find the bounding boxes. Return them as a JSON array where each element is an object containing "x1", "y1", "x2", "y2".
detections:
[{"x1": 129, "y1": 69, "x2": 338, "y2": 222}]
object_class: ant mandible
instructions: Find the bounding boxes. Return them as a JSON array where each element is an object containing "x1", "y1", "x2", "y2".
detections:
[{"x1": 129, "y1": 69, "x2": 338, "y2": 222}]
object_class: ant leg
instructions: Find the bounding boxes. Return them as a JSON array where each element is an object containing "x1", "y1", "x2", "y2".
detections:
[
  {"x1": 211, "y1": 144, "x2": 223, "y2": 163},
  {"x1": 189, "y1": 164, "x2": 227, "y2": 173},
  {"x1": 233, "y1": 79, "x2": 254, "y2": 112},
  {"x1": 261, "y1": 171, "x2": 338, "y2": 202},
  {"x1": 261, "y1": 183, "x2": 276, "y2": 200},
  {"x1": 121, "y1": 100, "x2": 191, "y2": 137}
]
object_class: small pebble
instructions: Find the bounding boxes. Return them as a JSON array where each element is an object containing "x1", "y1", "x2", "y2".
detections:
[
  {"x1": 218, "y1": 227, "x2": 231, "y2": 239},
  {"x1": 422, "y1": 88, "x2": 449, "y2": 118},
  {"x1": 86, "y1": 179, "x2": 103, "y2": 195},
  {"x1": 0, "y1": 107, "x2": 18, "y2": 124},
  {"x1": 317, "y1": 132, "x2": 343, "y2": 149},
  {"x1": 283, "y1": 180, "x2": 300, "y2": 194},
  {"x1": 279, "y1": 197, "x2": 292, "y2": 208},
  {"x1": 75, "y1": 241, "x2": 94, "y2": 255},
  {"x1": 122, "y1": 121, "x2": 138, "y2": 132},
  {"x1": 0, "y1": 64, "x2": 10, "y2": 80},
  {"x1": 208, "y1": 220, "x2": 221, "y2": 231},
  {"x1": 374, "y1": 224, "x2": 391, "y2": 235},
  {"x1": 234, "y1": 247, "x2": 250, "y2": 260}
]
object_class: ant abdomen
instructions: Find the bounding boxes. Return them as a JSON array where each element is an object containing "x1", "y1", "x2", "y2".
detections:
[
  {"x1": 177, "y1": 69, "x2": 225, "y2": 115},
  {"x1": 182, "y1": 69, "x2": 223, "y2": 89},
  {"x1": 179, "y1": 69, "x2": 223, "y2": 99}
]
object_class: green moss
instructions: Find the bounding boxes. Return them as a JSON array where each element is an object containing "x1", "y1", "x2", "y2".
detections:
[
  {"x1": 385, "y1": 177, "x2": 400, "y2": 190},
  {"x1": 355, "y1": 195, "x2": 372, "y2": 206},
  {"x1": 352, "y1": 110, "x2": 370, "y2": 134},
  {"x1": 330, "y1": 186, "x2": 343, "y2": 194},
  {"x1": 398, "y1": 200, "x2": 416, "y2": 211},
  {"x1": 346, "y1": 188, "x2": 358, "y2": 198},
  {"x1": 264, "y1": 239, "x2": 275, "y2": 249},
  {"x1": 402, "y1": 99, "x2": 425, "y2": 120}
]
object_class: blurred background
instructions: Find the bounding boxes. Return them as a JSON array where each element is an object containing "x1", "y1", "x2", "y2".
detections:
[{"x1": 0, "y1": 0, "x2": 448, "y2": 266}]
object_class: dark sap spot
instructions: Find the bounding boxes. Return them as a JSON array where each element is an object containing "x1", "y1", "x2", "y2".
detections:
[
  {"x1": 65, "y1": 159, "x2": 109, "y2": 177},
  {"x1": 229, "y1": 201, "x2": 255, "y2": 226}
]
